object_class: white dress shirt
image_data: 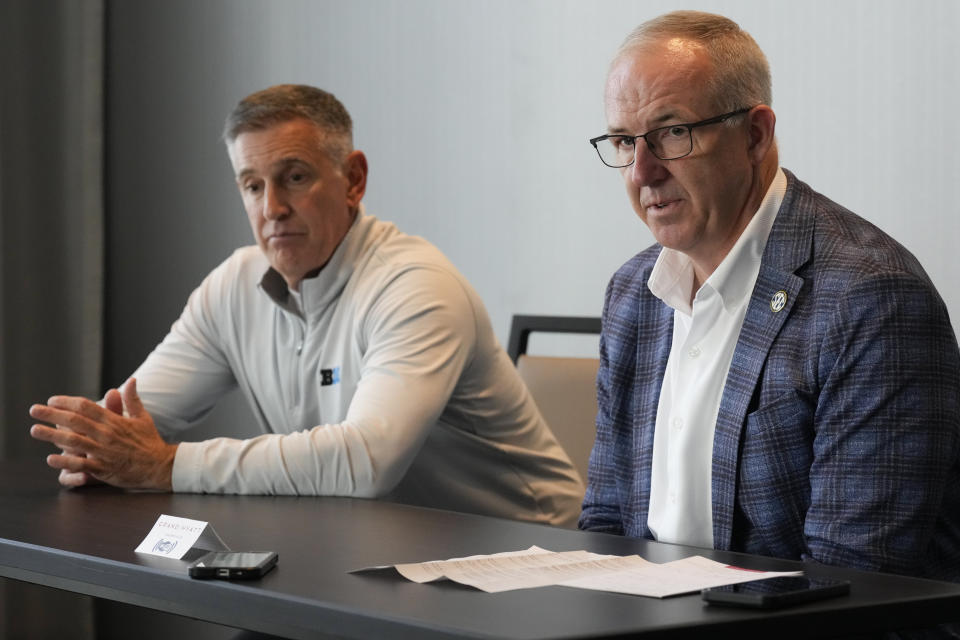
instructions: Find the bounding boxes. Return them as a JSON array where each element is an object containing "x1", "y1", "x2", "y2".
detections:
[{"x1": 646, "y1": 168, "x2": 787, "y2": 547}]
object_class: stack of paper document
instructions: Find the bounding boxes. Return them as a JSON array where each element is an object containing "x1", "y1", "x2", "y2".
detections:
[{"x1": 360, "y1": 546, "x2": 801, "y2": 598}]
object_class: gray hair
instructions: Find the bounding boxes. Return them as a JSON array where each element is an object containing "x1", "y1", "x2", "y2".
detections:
[
  {"x1": 618, "y1": 11, "x2": 772, "y2": 114},
  {"x1": 224, "y1": 84, "x2": 353, "y2": 162}
]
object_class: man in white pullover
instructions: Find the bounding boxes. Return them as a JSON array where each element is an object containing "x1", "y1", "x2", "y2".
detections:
[{"x1": 29, "y1": 84, "x2": 583, "y2": 527}]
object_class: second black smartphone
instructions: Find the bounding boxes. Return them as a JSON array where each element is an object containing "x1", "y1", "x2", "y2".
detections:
[{"x1": 702, "y1": 576, "x2": 850, "y2": 609}]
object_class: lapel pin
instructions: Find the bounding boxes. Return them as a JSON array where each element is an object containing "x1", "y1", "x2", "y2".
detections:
[{"x1": 770, "y1": 290, "x2": 788, "y2": 313}]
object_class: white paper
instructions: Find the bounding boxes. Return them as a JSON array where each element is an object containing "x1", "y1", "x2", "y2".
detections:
[
  {"x1": 134, "y1": 514, "x2": 230, "y2": 559},
  {"x1": 382, "y1": 546, "x2": 802, "y2": 598}
]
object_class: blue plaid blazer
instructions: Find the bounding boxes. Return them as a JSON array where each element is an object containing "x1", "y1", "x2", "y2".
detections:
[{"x1": 580, "y1": 170, "x2": 960, "y2": 581}]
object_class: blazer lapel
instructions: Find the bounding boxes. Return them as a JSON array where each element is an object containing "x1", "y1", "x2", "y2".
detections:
[{"x1": 711, "y1": 170, "x2": 813, "y2": 551}]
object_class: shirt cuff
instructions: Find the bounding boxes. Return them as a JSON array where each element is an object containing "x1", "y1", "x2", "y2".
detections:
[{"x1": 171, "y1": 441, "x2": 203, "y2": 492}]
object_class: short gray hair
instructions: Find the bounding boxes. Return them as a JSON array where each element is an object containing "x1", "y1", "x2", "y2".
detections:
[
  {"x1": 224, "y1": 84, "x2": 353, "y2": 162},
  {"x1": 618, "y1": 11, "x2": 772, "y2": 114}
]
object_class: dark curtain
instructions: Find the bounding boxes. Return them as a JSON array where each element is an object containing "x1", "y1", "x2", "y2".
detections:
[{"x1": 0, "y1": 0, "x2": 103, "y2": 637}]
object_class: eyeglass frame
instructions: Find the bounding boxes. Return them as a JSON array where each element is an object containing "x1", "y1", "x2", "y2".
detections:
[{"x1": 588, "y1": 107, "x2": 754, "y2": 167}]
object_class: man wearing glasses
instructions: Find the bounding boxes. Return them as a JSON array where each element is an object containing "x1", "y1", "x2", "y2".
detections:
[{"x1": 580, "y1": 11, "x2": 960, "y2": 583}]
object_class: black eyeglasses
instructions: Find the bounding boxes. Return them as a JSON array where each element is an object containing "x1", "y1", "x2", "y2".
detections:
[{"x1": 589, "y1": 107, "x2": 753, "y2": 167}]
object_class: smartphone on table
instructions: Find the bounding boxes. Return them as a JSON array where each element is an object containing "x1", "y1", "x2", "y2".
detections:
[
  {"x1": 188, "y1": 551, "x2": 278, "y2": 580},
  {"x1": 702, "y1": 576, "x2": 850, "y2": 609}
]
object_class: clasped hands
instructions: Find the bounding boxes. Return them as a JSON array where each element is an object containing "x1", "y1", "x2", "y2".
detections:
[{"x1": 29, "y1": 378, "x2": 177, "y2": 490}]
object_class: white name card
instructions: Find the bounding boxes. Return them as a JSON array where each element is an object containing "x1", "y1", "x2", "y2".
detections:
[{"x1": 135, "y1": 514, "x2": 230, "y2": 559}]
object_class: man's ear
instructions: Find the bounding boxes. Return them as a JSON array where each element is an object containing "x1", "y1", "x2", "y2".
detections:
[
  {"x1": 746, "y1": 105, "x2": 776, "y2": 165},
  {"x1": 343, "y1": 150, "x2": 368, "y2": 208}
]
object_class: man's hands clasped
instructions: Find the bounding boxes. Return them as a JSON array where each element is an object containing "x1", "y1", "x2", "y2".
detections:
[{"x1": 29, "y1": 378, "x2": 177, "y2": 490}]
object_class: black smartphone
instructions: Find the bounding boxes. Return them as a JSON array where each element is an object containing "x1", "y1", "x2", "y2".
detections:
[
  {"x1": 188, "y1": 551, "x2": 278, "y2": 580},
  {"x1": 702, "y1": 576, "x2": 850, "y2": 609}
]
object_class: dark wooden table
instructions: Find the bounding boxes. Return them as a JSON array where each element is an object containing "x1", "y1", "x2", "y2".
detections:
[{"x1": 1, "y1": 460, "x2": 958, "y2": 639}]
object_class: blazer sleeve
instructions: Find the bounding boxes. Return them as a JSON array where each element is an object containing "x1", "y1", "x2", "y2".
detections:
[
  {"x1": 801, "y1": 270, "x2": 960, "y2": 575},
  {"x1": 579, "y1": 268, "x2": 640, "y2": 535},
  {"x1": 579, "y1": 316, "x2": 626, "y2": 534}
]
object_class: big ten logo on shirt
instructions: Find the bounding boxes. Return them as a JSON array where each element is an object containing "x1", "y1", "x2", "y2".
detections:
[{"x1": 320, "y1": 366, "x2": 341, "y2": 387}]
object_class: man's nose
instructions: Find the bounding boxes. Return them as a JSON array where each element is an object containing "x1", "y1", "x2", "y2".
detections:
[
  {"x1": 626, "y1": 141, "x2": 668, "y2": 186},
  {"x1": 262, "y1": 185, "x2": 291, "y2": 220}
]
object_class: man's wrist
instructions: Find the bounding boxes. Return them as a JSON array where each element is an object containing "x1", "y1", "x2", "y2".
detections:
[{"x1": 157, "y1": 443, "x2": 179, "y2": 491}]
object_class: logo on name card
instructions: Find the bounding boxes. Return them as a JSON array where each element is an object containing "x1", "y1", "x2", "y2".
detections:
[
  {"x1": 152, "y1": 538, "x2": 178, "y2": 555},
  {"x1": 320, "y1": 366, "x2": 341, "y2": 386}
]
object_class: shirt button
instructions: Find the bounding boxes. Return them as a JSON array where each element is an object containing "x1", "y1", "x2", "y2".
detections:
[
  {"x1": 671, "y1": 417, "x2": 683, "y2": 431},
  {"x1": 669, "y1": 491, "x2": 678, "y2": 504},
  {"x1": 688, "y1": 346, "x2": 701, "y2": 358}
]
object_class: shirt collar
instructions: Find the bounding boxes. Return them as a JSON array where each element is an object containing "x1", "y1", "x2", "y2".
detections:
[
  {"x1": 259, "y1": 204, "x2": 370, "y2": 316},
  {"x1": 648, "y1": 167, "x2": 787, "y2": 315}
]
